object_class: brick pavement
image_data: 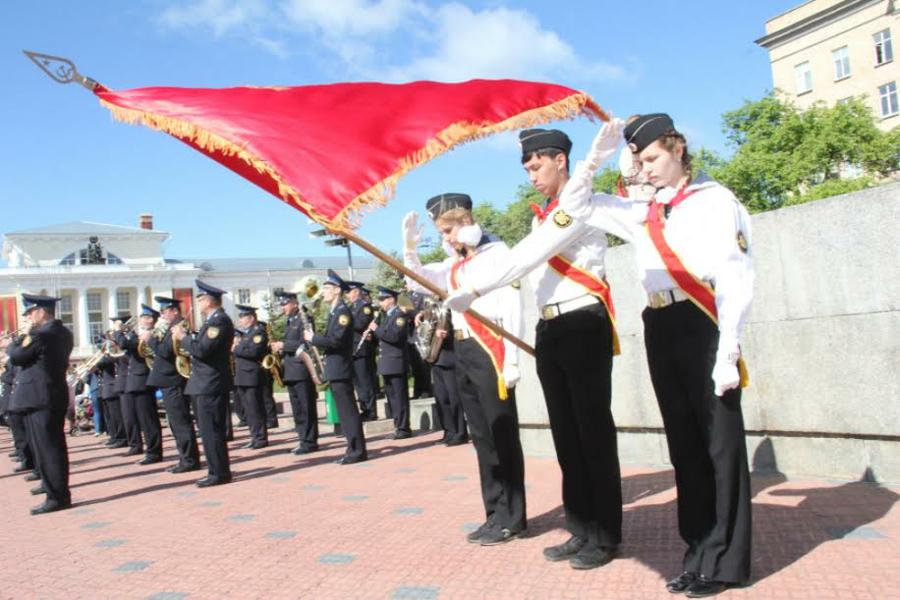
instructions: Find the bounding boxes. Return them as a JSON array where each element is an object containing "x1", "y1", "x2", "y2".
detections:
[{"x1": 2, "y1": 424, "x2": 898, "y2": 599}]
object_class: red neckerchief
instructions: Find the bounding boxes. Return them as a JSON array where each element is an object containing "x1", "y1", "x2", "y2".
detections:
[{"x1": 529, "y1": 197, "x2": 559, "y2": 222}]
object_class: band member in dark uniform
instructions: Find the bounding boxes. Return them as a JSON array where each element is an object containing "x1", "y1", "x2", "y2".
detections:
[
  {"x1": 96, "y1": 342, "x2": 127, "y2": 449},
  {"x1": 369, "y1": 287, "x2": 411, "y2": 439},
  {"x1": 172, "y1": 280, "x2": 235, "y2": 487},
  {"x1": 346, "y1": 281, "x2": 377, "y2": 421},
  {"x1": 232, "y1": 304, "x2": 269, "y2": 449},
  {"x1": 118, "y1": 305, "x2": 164, "y2": 465},
  {"x1": 147, "y1": 296, "x2": 201, "y2": 472},
  {"x1": 8, "y1": 294, "x2": 74, "y2": 514},
  {"x1": 1, "y1": 343, "x2": 35, "y2": 474},
  {"x1": 422, "y1": 314, "x2": 468, "y2": 446},
  {"x1": 271, "y1": 291, "x2": 319, "y2": 455},
  {"x1": 306, "y1": 270, "x2": 367, "y2": 464},
  {"x1": 260, "y1": 356, "x2": 279, "y2": 429},
  {"x1": 111, "y1": 315, "x2": 142, "y2": 456}
]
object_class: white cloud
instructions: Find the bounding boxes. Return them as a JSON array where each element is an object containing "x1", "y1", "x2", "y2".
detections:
[
  {"x1": 381, "y1": 3, "x2": 625, "y2": 83},
  {"x1": 159, "y1": 0, "x2": 269, "y2": 37},
  {"x1": 280, "y1": 0, "x2": 420, "y2": 36}
]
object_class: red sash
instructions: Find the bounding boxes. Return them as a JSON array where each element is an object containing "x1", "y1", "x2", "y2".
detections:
[
  {"x1": 449, "y1": 255, "x2": 508, "y2": 400},
  {"x1": 531, "y1": 199, "x2": 621, "y2": 355},
  {"x1": 645, "y1": 184, "x2": 749, "y2": 387}
]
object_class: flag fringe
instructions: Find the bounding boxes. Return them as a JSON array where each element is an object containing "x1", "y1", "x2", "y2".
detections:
[{"x1": 99, "y1": 92, "x2": 604, "y2": 231}]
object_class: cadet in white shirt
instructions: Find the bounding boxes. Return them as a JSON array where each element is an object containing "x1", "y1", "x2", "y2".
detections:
[
  {"x1": 448, "y1": 114, "x2": 753, "y2": 596},
  {"x1": 403, "y1": 193, "x2": 527, "y2": 546}
]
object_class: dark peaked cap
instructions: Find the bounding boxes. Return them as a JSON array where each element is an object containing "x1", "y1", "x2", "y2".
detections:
[
  {"x1": 21, "y1": 293, "x2": 60, "y2": 315},
  {"x1": 519, "y1": 128, "x2": 572, "y2": 157},
  {"x1": 426, "y1": 193, "x2": 472, "y2": 220},
  {"x1": 624, "y1": 113, "x2": 675, "y2": 153},
  {"x1": 154, "y1": 296, "x2": 180, "y2": 311},
  {"x1": 195, "y1": 279, "x2": 226, "y2": 299}
]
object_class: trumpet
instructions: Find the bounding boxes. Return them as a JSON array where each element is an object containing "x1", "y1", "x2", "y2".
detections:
[
  {"x1": 0, "y1": 324, "x2": 30, "y2": 343},
  {"x1": 73, "y1": 338, "x2": 116, "y2": 380}
]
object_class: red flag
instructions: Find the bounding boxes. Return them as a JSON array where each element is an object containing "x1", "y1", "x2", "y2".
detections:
[{"x1": 94, "y1": 79, "x2": 604, "y2": 229}]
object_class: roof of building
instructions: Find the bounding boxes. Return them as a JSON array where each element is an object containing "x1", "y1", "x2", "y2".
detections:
[
  {"x1": 5, "y1": 221, "x2": 166, "y2": 236},
  {"x1": 170, "y1": 256, "x2": 376, "y2": 273}
]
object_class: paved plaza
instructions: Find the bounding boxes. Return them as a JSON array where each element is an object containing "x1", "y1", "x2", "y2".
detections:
[{"x1": 2, "y1": 423, "x2": 898, "y2": 599}]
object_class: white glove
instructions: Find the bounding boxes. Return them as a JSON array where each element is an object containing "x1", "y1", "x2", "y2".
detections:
[
  {"x1": 444, "y1": 287, "x2": 477, "y2": 313},
  {"x1": 712, "y1": 345, "x2": 741, "y2": 397},
  {"x1": 585, "y1": 117, "x2": 625, "y2": 171},
  {"x1": 503, "y1": 363, "x2": 520, "y2": 389},
  {"x1": 561, "y1": 118, "x2": 625, "y2": 219},
  {"x1": 402, "y1": 211, "x2": 421, "y2": 251}
]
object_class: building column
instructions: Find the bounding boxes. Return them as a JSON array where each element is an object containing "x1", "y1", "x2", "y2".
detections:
[
  {"x1": 76, "y1": 287, "x2": 90, "y2": 349},
  {"x1": 107, "y1": 287, "x2": 117, "y2": 321}
]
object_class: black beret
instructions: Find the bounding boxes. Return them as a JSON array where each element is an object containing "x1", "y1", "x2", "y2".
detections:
[
  {"x1": 425, "y1": 193, "x2": 472, "y2": 220},
  {"x1": 623, "y1": 113, "x2": 675, "y2": 154},
  {"x1": 519, "y1": 128, "x2": 572, "y2": 158}
]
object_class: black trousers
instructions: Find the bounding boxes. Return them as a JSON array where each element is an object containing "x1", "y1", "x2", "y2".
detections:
[
  {"x1": 24, "y1": 408, "x2": 70, "y2": 506},
  {"x1": 133, "y1": 389, "x2": 163, "y2": 460},
  {"x1": 352, "y1": 356, "x2": 377, "y2": 418},
  {"x1": 224, "y1": 393, "x2": 235, "y2": 441},
  {"x1": 8, "y1": 411, "x2": 33, "y2": 468},
  {"x1": 119, "y1": 392, "x2": 143, "y2": 453},
  {"x1": 286, "y1": 379, "x2": 318, "y2": 450},
  {"x1": 262, "y1": 374, "x2": 279, "y2": 428},
  {"x1": 194, "y1": 393, "x2": 232, "y2": 480},
  {"x1": 236, "y1": 385, "x2": 268, "y2": 445},
  {"x1": 233, "y1": 388, "x2": 246, "y2": 423},
  {"x1": 455, "y1": 340, "x2": 526, "y2": 532},
  {"x1": 432, "y1": 365, "x2": 467, "y2": 442},
  {"x1": 643, "y1": 301, "x2": 751, "y2": 584},
  {"x1": 383, "y1": 374, "x2": 410, "y2": 434},
  {"x1": 161, "y1": 385, "x2": 200, "y2": 468},
  {"x1": 535, "y1": 303, "x2": 622, "y2": 549},
  {"x1": 98, "y1": 398, "x2": 109, "y2": 433},
  {"x1": 330, "y1": 379, "x2": 366, "y2": 460},
  {"x1": 103, "y1": 396, "x2": 127, "y2": 444},
  {"x1": 408, "y1": 346, "x2": 433, "y2": 398}
]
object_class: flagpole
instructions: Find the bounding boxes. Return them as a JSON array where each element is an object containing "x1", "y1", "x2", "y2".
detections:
[{"x1": 335, "y1": 228, "x2": 535, "y2": 356}]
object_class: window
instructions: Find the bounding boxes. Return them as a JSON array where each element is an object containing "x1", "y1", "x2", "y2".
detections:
[
  {"x1": 236, "y1": 288, "x2": 251, "y2": 304},
  {"x1": 87, "y1": 292, "x2": 104, "y2": 344},
  {"x1": 272, "y1": 287, "x2": 284, "y2": 297},
  {"x1": 59, "y1": 294, "x2": 74, "y2": 333},
  {"x1": 794, "y1": 61, "x2": 812, "y2": 94},
  {"x1": 833, "y1": 46, "x2": 850, "y2": 80},
  {"x1": 874, "y1": 29, "x2": 893, "y2": 65},
  {"x1": 879, "y1": 81, "x2": 898, "y2": 117},
  {"x1": 107, "y1": 252, "x2": 123, "y2": 265},
  {"x1": 60, "y1": 253, "x2": 76, "y2": 266},
  {"x1": 116, "y1": 290, "x2": 131, "y2": 316}
]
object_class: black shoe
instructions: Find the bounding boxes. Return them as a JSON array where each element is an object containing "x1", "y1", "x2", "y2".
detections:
[
  {"x1": 291, "y1": 445, "x2": 318, "y2": 455},
  {"x1": 480, "y1": 527, "x2": 524, "y2": 546},
  {"x1": 7, "y1": 450, "x2": 20, "y2": 458},
  {"x1": 24, "y1": 472, "x2": 41, "y2": 482},
  {"x1": 685, "y1": 576, "x2": 728, "y2": 598},
  {"x1": 169, "y1": 464, "x2": 201, "y2": 474},
  {"x1": 30, "y1": 500, "x2": 72, "y2": 515},
  {"x1": 569, "y1": 544, "x2": 618, "y2": 570},
  {"x1": 236, "y1": 420, "x2": 248, "y2": 427},
  {"x1": 251, "y1": 442, "x2": 268, "y2": 450},
  {"x1": 466, "y1": 520, "x2": 495, "y2": 544},
  {"x1": 196, "y1": 476, "x2": 231, "y2": 487},
  {"x1": 240, "y1": 441, "x2": 255, "y2": 449},
  {"x1": 543, "y1": 535, "x2": 587, "y2": 562},
  {"x1": 335, "y1": 455, "x2": 366, "y2": 465},
  {"x1": 266, "y1": 421, "x2": 279, "y2": 428},
  {"x1": 107, "y1": 441, "x2": 127, "y2": 449},
  {"x1": 666, "y1": 572, "x2": 698, "y2": 594},
  {"x1": 13, "y1": 463, "x2": 30, "y2": 473},
  {"x1": 392, "y1": 431, "x2": 412, "y2": 440},
  {"x1": 124, "y1": 448, "x2": 142, "y2": 456},
  {"x1": 30, "y1": 485, "x2": 47, "y2": 496},
  {"x1": 138, "y1": 457, "x2": 162, "y2": 466},
  {"x1": 445, "y1": 438, "x2": 468, "y2": 447}
]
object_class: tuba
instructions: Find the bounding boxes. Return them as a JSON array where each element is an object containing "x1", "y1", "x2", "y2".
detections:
[
  {"x1": 171, "y1": 320, "x2": 193, "y2": 379},
  {"x1": 414, "y1": 297, "x2": 448, "y2": 364}
]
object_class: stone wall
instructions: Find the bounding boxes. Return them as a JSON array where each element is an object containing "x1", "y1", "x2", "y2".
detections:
[{"x1": 515, "y1": 182, "x2": 900, "y2": 483}]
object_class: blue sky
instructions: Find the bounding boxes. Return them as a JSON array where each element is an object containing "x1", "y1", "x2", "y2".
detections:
[{"x1": 1, "y1": 0, "x2": 796, "y2": 265}]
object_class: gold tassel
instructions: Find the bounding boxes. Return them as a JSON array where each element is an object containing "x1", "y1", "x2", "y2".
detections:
[
  {"x1": 738, "y1": 357, "x2": 750, "y2": 388},
  {"x1": 497, "y1": 373, "x2": 508, "y2": 401}
]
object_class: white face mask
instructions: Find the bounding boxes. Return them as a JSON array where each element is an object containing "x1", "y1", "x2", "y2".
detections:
[{"x1": 456, "y1": 223, "x2": 483, "y2": 248}]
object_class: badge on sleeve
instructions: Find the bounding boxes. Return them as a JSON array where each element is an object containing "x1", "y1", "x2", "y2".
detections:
[
  {"x1": 252, "y1": 334, "x2": 263, "y2": 344},
  {"x1": 338, "y1": 314, "x2": 350, "y2": 326},
  {"x1": 511, "y1": 280, "x2": 521, "y2": 290},
  {"x1": 552, "y1": 210, "x2": 573, "y2": 228},
  {"x1": 207, "y1": 326, "x2": 220, "y2": 339},
  {"x1": 396, "y1": 317, "x2": 406, "y2": 327},
  {"x1": 363, "y1": 306, "x2": 372, "y2": 315},
  {"x1": 736, "y1": 231, "x2": 749, "y2": 253}
]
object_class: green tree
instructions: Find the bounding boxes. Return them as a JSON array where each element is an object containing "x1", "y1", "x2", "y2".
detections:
[{"x1": 716, "y1": 94, "x2": 899, "y2": 211}]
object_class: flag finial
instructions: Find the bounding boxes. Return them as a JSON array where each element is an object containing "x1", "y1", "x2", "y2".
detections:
[{"x1": 23, "y1": 50, "x2": 100, "y2": 91}]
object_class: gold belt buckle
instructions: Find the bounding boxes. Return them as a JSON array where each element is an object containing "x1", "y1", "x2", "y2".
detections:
[
  {"x1": 541, "y1": 305, "x2": 558, "y2": 320},
  {"x1": 648, "y1": 291, "x2": 667, "y2": 309}
]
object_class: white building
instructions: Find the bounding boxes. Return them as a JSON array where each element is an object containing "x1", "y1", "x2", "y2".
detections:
[{"x1": 0, "y1": 214, "x2": 375, "y2": 358}]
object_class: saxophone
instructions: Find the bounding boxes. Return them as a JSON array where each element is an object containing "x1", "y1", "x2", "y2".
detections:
[
  {"x1": 260, "y1": 321, "x2": 284, "y2": 388},
  {"x1": 296, "y1": 305, "x2": 326, "y2": 385}
]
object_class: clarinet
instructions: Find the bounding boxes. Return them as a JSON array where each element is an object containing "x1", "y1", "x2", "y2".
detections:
[{"x1": 353, "y1": 310, "x2": 381, "y2": 357}]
